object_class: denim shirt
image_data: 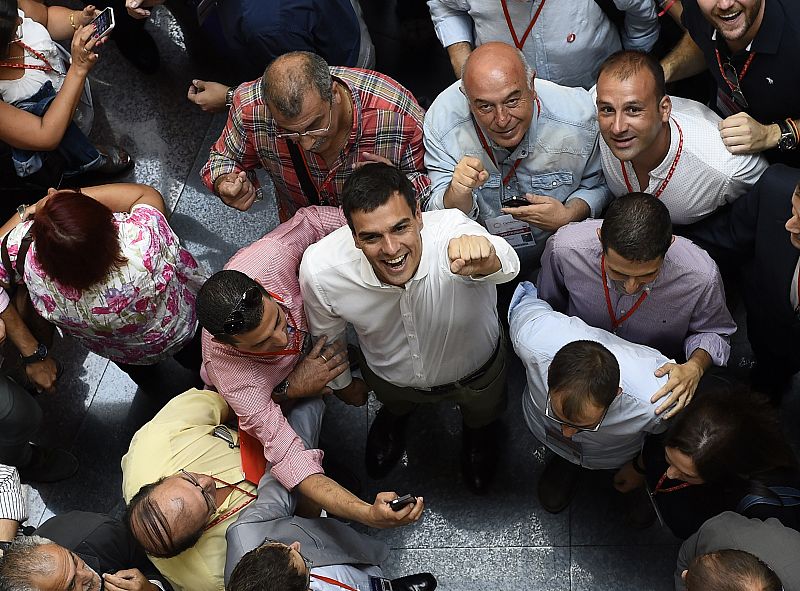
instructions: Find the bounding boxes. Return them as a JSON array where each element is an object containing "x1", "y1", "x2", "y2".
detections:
[{"x1": 424, "y1": 78, "x2": 610, "y2": 250}]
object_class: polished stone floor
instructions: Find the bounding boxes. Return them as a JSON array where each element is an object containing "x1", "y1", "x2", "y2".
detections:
[{"x1": 17, "y1": 2, "x2": 800, "y2": 590}]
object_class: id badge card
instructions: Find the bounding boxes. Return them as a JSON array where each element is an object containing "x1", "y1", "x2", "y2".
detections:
[
  {"x1": 544, "y1": 424, "x2": 583, "y2": 464},
  {"x1": 645, "y1": 481, "x2": 666, "y2": 528},
  {"x1": 485, "y1": 214, "x2": 535, "y2": 250},
  {"x1": 715, "y1": 87, "x2": 742, "y2": 118},
  {"x1": 369, "y1": 576, "x2": 394, "y2": 591}
]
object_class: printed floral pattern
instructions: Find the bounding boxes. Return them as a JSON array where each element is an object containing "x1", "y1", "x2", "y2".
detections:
[{"x1": 0, "y1": 205, "x2": 208, "y2": 364}]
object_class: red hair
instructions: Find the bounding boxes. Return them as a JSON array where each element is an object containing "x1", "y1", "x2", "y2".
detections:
[{"x1": 32, "y1": 190, "x2": 127, "y2": 291}]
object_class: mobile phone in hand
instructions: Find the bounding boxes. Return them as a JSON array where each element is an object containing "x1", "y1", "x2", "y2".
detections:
[
  {"x1": 501, "y1": 197, "x2": 530, "y2": 208},
  {"x1": 389, "y1": 494, "x2": 417, "y2": 511},
  {"x1": 89, "y1": 7, "x2": 115, "y2": 40}
]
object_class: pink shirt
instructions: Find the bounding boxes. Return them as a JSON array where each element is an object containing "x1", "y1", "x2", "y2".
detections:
[{"x1": 201, "y1": 206, "x2": 347, "y2": 490}]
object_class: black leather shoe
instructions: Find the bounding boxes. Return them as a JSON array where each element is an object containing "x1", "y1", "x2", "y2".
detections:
[
  {"x1": 18, "y1": 445, "x2": 79, "y2": 483},
  {"x1": 461, "y1": 420, "x2": 500, "y2": 494},
  {"x1": 390, "y1": 572, "x2": 437, "y2": 591},
  {"x1": 365, "y1": 407, "x2": 410, "y2": 479},
  {"x1": 537, "y1": 453, "x2": 581, "y2": 513},
  {"x1": 113, "y1": 25, "x2": 160, "y2": 74}
]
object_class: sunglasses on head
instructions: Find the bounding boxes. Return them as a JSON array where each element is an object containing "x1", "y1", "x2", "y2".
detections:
[{"x1": 222, "y1": 285, "x2": 263, "y2": 335}]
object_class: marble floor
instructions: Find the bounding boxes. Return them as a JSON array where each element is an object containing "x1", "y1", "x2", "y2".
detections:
[{"x1": 17, "y1": 2, "x2": 800, "y2": 590}]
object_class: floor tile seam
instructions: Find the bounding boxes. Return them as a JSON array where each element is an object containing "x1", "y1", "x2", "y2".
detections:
[
  {"x1": 386, "y1": 544, "x2": 573, "y2": 550},
  {"x1": 169, "y1": 114, "x2": 217, "y2": 219},
  {"x1": 67, "y1": 358, "x2": 112, "y2": 454}
]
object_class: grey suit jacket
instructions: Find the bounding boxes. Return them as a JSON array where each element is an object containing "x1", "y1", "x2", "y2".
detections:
[
  {"x1": 224, "y1": 398, "x2": 389, "y2": 585},
  {"x1": 676, "y1": 511, "x2": 800, "y2": 591}
]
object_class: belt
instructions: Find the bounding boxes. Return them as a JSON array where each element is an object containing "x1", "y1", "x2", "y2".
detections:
[{"x1": 421, "y1": 338, "x2": 502, "y2": 394}]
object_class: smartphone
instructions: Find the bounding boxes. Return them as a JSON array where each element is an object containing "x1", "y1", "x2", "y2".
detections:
[
  {"x1": 389, "y1": 494, "x2": 417, "y2": 511},
  {"x1": 89, "y1": 7, "x2": 115, "y2": 40},
  {"x1": 501, "y1": 197, "x2": 530, "y2": 208}
]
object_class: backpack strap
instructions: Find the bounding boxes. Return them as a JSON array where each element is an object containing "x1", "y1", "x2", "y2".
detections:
[{"x1": 737, "y1": 486, "x2": 800, "y2": 513}]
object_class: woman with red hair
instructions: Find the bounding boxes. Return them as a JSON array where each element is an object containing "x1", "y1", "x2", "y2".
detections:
[{"x1": 0, "y1": 183, "x2": 207, "y2": 378}]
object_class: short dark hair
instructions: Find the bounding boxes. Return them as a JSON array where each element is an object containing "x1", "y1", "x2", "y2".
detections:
[
  {"x1": 599, "y1": 192, "x2": 673, "y2": 262},
  {"x1": 597, "y1": 49, "x2": 666, "y2": 101},
  {"x1": 0, "y1": 535, "x2": 56, "y2": 591},
  {"x1": 228, "y1": 543, "x2": 307, "y2": 591},
  {"x1": 547, "y1": 340, "x2": 620, "y2": 422},
  {"x1": 686, "y1": 549, "x2": 783, "y2": 591},
  {"x1": 341, "y1": 163, "x2": 417, "y2": 231},
  {"x1": 0, "y1": 0, "x2": 16, "y2": 59},
  {"x1": 196, "y1": 270, "x2": 265, "y2": 344},
  {"x1": 664, "y1": 386, "x2": 798, "y2": 485},
  {"x1": 125, "y1": 477, "x2": 204, "y2": 558},
  {"x1": 32, "y1": 190, "x2": 127, "y2": 291},
  {"x1": 263, "y1": 51, "x2": 333, "y2": 118}
]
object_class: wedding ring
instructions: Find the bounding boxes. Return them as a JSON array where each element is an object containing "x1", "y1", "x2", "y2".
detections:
[{"x1": 320, "y1": 354, "x2": 329, "y2": 362}]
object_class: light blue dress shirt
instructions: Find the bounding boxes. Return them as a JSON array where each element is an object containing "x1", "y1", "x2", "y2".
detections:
[
  {"x1": 509, "y1": 282, "x2": 669, "y2": 470},
  {"x1": 424, "y1": 78, "x2": 611, "y2": 255}
]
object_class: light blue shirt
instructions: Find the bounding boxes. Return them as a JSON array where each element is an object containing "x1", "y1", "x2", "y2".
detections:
[
  {"x1": 427, "y1": 0, "x2": 659, "y2": 89},
  {"x1": 509, "y1": 282, "x2": 669, "y2": 470},
  {"x1": 424, "y1": 78, "x2": 611, "y2": 250}
]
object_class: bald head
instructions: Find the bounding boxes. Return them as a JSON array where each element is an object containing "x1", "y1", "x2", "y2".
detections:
[
  {"x1": 262, "y1": 51, "x2": 333, "y2": 118},
  {"x1": 460, "y1": 42, "x2": 537, "y2": 149}
]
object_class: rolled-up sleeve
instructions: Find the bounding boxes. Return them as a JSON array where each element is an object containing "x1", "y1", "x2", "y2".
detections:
[
  {"x1": 427, "y1": 0, "x2": 475, "y2": 47},
  {"x1": 614, "y1": 0, "x2": 659, "y2": 52},
  {"x1": 683, "y1": 270, "x2": 736, "y2": 367}
]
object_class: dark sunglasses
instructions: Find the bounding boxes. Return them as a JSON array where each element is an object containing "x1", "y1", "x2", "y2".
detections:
[
  {"x1": 721, "y1": 61, "x2": 749, "y2": 109},
  {"x1": 223, "y1": 285, "x2": 263, "y2": 335}
]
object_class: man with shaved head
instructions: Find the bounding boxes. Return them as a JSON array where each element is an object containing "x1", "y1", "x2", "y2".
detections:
[
  {"x1": 201, "y1": 51, "x2": 430, "y2": 221},
  {"x1": 424, "y1": 41, "x2": 610, "y2": 265}
]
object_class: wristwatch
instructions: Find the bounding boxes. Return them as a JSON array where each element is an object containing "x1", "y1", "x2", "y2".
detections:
[
  {"x1": 21, "y1": 342, "x2": 48, "y2": 365},
  {"x1": 16, "y1": 203, "x2": 29, "y2": 221},
  {"x1": 225, "y1": 86, "x2": 237, "y2": 109},
  {"x1": 272, "y1": 378, "x2": 290, "y2": 402},
  {"x1": 777, "y1": 119, "x2": 798, "y2": 151}
]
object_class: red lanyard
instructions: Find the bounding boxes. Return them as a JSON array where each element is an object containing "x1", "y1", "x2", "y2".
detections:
[
  {"x1": 311, "y1": 574, "x2": 359, "y2": 590},
  {"x1": 501, "y1": 0, "x2": 547, "y2": 50},
  {"x1": 204, "y1": 475, "x2": 257, "y2": 531},
  {"x1": 0, "y1": 40, "x2": 62, "y2": 73},
  {"x1": 652, "y1": 470, "x2": 695, "y2": 495},
  {"x1": 714, "y1": 49, "x2": 756, "y2": 93},
  {"x1": 601, "y1": 254, "x2": 649, "y2": 331},
  {"x1": 471, "y1": 96, "x2": 541, "y2": 186},
  {"x1": 620, "y1": 119, "x2": 684, "y2": 199}
]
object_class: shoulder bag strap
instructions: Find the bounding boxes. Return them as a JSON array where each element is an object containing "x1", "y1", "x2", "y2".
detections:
[{"x1": 286, "y1": 140, "x2": 320, "y2": 206}]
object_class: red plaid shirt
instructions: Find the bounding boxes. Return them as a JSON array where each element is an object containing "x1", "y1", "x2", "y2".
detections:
[
  {"x1": 201, "y1": 206, "x2": 347, "y2": 490},
  {"x1": 201, "y1": 67, "x2": 431, "y2": 222}
]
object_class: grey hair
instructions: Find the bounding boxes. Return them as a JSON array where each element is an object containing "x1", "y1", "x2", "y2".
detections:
[
  {"x1": 263, "y1": 51, "x2": 333, "y2": 118},
  {"x1": 461, "y1": 45, "x2": 536, "y2": 90},
  {"x1": 0, "y1": 535, "x2": 56, "y2": 591}
]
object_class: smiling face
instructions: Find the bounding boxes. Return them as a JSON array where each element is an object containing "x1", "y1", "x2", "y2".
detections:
[
  {"x1": 785, "y1": 185, "x2": 800, "y2": 250},
  {"x1": 665, "y1": 446, "x2": 705, "y2": 484},
  {"x1": 351, "y1": 191, "x2": 424, "y2": 287},
  {"x1": 696, "y1": 0, "x2": 765, "y2": 50},
  {"x1": 462, "y1": 43, "x2": 536, "y2": 149},
  {"x1": 596, "y1": 69, "x2": 671, "y2": 165},
  {"x1": 28, "y1": 544, "x2": 102, "y2": 591}
]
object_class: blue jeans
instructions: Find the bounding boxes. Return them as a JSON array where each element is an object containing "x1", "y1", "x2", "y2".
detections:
[{"x1": 11, "y1": 81, "x2": 102, "y2": 178}]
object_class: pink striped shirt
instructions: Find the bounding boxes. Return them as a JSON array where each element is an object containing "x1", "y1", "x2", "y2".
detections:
[{"x1": 201, "y1": 206, "x2": 347, "y2": 490}]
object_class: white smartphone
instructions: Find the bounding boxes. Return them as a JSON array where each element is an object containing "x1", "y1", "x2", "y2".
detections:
[{"x1": 89, "y1": 7, "x2": 115, "y2": 40}]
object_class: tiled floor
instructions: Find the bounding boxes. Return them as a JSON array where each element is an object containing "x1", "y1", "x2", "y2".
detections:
[{"x1": 18, "y1": 2, "x2": 800, "y2": 590}]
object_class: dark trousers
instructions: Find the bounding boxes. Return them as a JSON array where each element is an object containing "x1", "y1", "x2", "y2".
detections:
[{"x1": 0, "y1": 376, "x2": 41, "y2": 467}]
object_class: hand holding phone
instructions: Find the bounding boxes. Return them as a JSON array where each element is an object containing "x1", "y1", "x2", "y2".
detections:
[
  {"x1": 501, "y1": 196, "x2": 531, "y2": 208},
  {"x1": 89, "y1": 7, "x2": 115, "y2": 40},
  {"x1": 389, "y1": 494, "x2": 417, "y2": 511}
]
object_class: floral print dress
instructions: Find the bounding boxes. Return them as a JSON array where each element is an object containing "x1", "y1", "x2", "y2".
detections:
[{"x1": 0, "y1": 205, "x2": 208, "y2": 365}]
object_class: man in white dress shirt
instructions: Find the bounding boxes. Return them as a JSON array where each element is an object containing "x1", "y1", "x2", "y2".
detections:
[
  {"x1": 595, "y1": 50, "x2": 766, "y2": 231},
  {"x1": 509, "y1": 281, "x2": 670, "y2": 513},
  {"x1": 300, "y1": 164, "x2": 520, "y2": 494}
]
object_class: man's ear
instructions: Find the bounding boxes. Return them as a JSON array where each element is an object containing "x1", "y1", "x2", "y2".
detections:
[
  {"x1": 616, "y1": 386, "x2": 622, "y2": 397},
  {"x1": 681, "y1": 569, "x2": 688, "y2": 581},
  {"x1": 660, "y1": 95, "x2": 672, "y2": 123}
]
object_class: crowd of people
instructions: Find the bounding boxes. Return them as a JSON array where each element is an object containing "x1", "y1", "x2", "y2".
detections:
[{"x1": 1, "y1": 0, "x2": 799, "y2": 589}]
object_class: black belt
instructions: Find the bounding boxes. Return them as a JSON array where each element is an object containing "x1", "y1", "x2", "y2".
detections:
[{"x1": 422, "y1": 338, "x2": 502, "y2": 394}]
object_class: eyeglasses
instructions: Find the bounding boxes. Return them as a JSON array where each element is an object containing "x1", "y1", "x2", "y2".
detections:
[
  {"x1": 179, "y1": 469, "x2": 217, "y2": 515},
  {"x1": 261, "y1": 538, "x2": 313, "y2": 588},
  {"x1": 275, "y1": 102, "x2": 334, "y2": 141},
  {"x1": 720, "y1": 61, "x2": 749, "y2": 109},
  {"x1": 545, "y1": 391, "x2": 609, "y2": 433},
  {"x1": 223, "y1": 285, "x2": 263, "y2": 335}
]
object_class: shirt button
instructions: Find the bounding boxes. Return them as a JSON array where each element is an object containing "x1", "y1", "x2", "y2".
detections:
[
  {"x1": 412, "y1": 354, "x2": 419, "y2": 359},
  {"x1": 409, "y1": 334, "x2": 416, "y2": 339},
  {"x1": 416, "y1": 373, "x2": 422, "y2": 378},
  {"x1": 551, "y1": 181, "x2": 558, "y2": 187},
  {"x1": 520, "y1": 150, "x2": 527, "y2": 156}
]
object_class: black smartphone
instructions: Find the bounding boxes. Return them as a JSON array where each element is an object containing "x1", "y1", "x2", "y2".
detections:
[
  {"x1": 501, "y1": 197, "x2": 530, "y2": 208},
  {"x1": 389, "y1": 494, "x2": 417, "y2": 511},
  {"x1": 89, "y1": 7, "x2": 115, "y2": 40}
]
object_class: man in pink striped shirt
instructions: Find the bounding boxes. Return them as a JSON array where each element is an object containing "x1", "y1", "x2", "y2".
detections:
[{"x1": 196, "y1": 206, "x2": 416, "y2": 530}]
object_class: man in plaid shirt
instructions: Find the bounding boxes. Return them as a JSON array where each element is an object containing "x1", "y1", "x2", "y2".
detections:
[{"x1": 201, "y1": 51, "x2": 431, "y2": 222}]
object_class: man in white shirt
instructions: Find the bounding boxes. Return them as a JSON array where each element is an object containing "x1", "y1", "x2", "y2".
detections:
[
  {"x1": 509, "y1": 281, "x2": 669, "y2": 513},
  {"x1": 595, "y1": 50, "x2": 766, "y2": 228},
  {"x1": 300, "y1": 163, "x2": 520, "y2": 494}
]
